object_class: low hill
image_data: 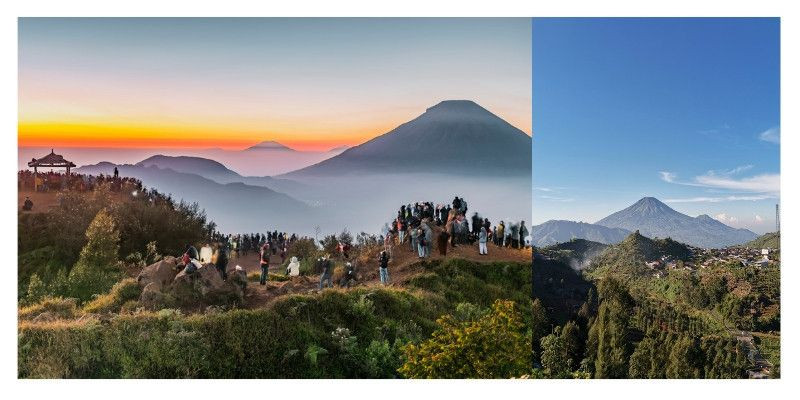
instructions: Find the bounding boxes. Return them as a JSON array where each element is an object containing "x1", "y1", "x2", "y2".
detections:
[
  {"x1": 742, "y1": 232, "x2": 780, "y2": 249},
  {"x1": 596, "y1": 197, "x2": 758, "y2": 248},
  {"x1": 587, "y1": 231, "x2": 692, "y2": 279},
  {"x1": 531, "y1": 220, "x2": 630, "y2": 247}
]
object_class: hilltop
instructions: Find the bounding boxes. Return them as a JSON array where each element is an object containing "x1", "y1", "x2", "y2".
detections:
[
  {"x1": 586, "y1": 231, "x2": 692, "y2": 279},
  {"x1": 742, "y1": 231, "x2": 780, "y2": 249}
]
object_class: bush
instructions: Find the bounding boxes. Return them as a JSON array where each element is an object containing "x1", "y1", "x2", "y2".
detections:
[
  {"x1": 83, "y1": 278, "x2": 142, "y2": 314},
  {"x1": 400, "y1": 300, "x2": 531, "y2": 378}
]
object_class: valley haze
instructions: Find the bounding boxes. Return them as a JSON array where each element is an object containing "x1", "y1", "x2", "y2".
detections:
[{"x1": 56, "y1": 100, "x2": 531, "y2": 237}]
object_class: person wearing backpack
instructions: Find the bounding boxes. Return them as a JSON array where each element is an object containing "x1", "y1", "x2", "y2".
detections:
[
  {"x1": 519, "y1": 221, "x2": 529, "y2": 249},
  {"x1": 319, "y1": 257, "x2": 333, "y2": 289},
  {"x1": 416, "y1": 228, "x2": 426, "y2": 258},
  {"x1": 216, "y1": 243, "x2": 229, "y2": 281},
  {"x1": 340, "y1": 261, "x2": 356, "y2": 288},
  {"x1": 259, "y1": 243, "x2": 270, "y2": 285},
  {"x1": 379, "y1": 251, "x2": 390, "y2": 285}
]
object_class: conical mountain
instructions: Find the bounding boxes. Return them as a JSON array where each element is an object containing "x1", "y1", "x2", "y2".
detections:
[
  {"x1": 283, "y1": 100, "x2": 531, "y2": 177},
  {"x1": 247, "y1": 141, "x2": 295, "y2": 151},
  {"x1": 596, "y1": 197, "x2": 757, "y2": 248}
]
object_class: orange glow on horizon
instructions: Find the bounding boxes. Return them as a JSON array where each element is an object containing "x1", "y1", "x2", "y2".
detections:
[
  {"x1": 18, "y1": 121, "x2": 389, "y2": 152},
  {"x1": 19, "y1": 112, "x2": 532, "y2": 152}
]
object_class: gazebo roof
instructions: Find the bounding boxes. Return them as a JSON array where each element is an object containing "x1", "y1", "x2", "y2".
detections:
[{"x1": 28, "y1": 149, "x2": 76, "y2": 168}]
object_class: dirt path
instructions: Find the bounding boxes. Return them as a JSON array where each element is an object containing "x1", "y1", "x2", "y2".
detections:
[{"x1": 236, "y1": 238, "x2": 531, "y2": 310}]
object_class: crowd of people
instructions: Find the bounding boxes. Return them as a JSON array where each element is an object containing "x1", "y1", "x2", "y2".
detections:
[
  {"x1": 18, "y1": 169, "x2": 142, "y2": 194},
  {"x1": 385, "y1": 196, "x2": 530, "y2": 260}
]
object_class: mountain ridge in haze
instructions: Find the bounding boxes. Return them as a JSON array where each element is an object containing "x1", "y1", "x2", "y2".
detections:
[
  {"x1": 595, "y1": 197, "x2": 758, "y2": 248},
  {"x1": 282, "y1": 100, "x2": 531, "y2": 178},
  {"x1": 75, "y1": 162, "x2": 314, "y2": 233},
  {"x1": 531, "y1": 220, "x2": 631, "y2": 247}
]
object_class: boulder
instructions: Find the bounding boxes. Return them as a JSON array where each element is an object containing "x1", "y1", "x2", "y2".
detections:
[
  {"x1": 229, "y1": 268, "x2": 248, "y2": 293},
  {"x1": 139, "y1": 282, "x2": 170, "y2": 310},
  {"x1": 170, "y1": 264, "x2": 243, "y2": 307},
  {"x1": 137, "y1": 258, "x2": 179, "y2": 290}
]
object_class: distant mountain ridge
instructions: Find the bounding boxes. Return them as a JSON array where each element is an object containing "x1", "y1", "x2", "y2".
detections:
[
  {"x1": 283, "y1": 100, "x2": 531, "y2": 178},
  {"x1": 246, "y1": 141, "x2": 295, "y2": 151},
  {"x1": 531, "y1": 220, "x2": 631, "y2": 247},
  {"x1": 595, "y1": 197, "x2": 757, "y2": 248},
  {"x1": 136, "y1": 155, "x2": 310, "y2": 198},
  {"x1": 75, "y1": 162, "x2": 313, "y2": 233}
]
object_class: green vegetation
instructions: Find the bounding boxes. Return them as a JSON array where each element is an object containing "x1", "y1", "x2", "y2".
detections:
[
  {"x1": 400, "y1": 300, "x2": 531, "y2": 378},
  {"x1": 18, "y1": 184, "x2": 213, "y2": 300},
  {"x1": 532, "y1": 231, "x2": 779, "y2": 379},
  {"x1": 742, "y1": 231, "x2": 780, "y2": 249},
  {"x1": 19, "y1": 256, "x2": 532, "y2": 378}
]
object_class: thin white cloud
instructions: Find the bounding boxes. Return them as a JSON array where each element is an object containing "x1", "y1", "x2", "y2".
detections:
[
  {"x1": 759, "y1": 127, "x2": 780, "y2": 144},
  {"x1": 659, "y1": 167, "x2": 779, "y2": 196},
  {"x1": 755, "y1": 214, "x2": 764, "y2": 223},
  {"x1": 538, "y1": 194, "x2": 575, "y2": 202},
  {"x1": 694, "y1": 173, "x2": 779, "y2": 194},
  {"x1": 664, "y1": 194, "x2": 775, "y2": 203},
  {"x1": 722, "y1": 165, "x2": 753, "y2": 175}
]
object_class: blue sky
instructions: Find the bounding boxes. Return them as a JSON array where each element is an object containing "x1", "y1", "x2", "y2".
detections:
[{"x1": 533, "y1": 18, "x2": 780, "y2": 234}]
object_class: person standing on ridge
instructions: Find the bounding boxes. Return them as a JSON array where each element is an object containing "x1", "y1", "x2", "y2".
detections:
[
  {"x1": 479, "y1": 227, "x2": 488, "y2": 255},
  {"x1": 379, "y1": 250, "x2": 390, "y2": 285},
  {"x1": 259, "y1": 243, "x2": 270, "y2": 285}
]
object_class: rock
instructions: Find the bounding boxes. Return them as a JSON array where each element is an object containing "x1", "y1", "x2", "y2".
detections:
[
  {"x1": 229, "y1": 268, "x2": 248, "y2": 293},
  {"x1": 170, "y1": 264, "x2": 243, "y2": 307},
  {"x1": 139, "y1": 282, "x2": 169, "y2": 310},
  {"x1": 137, "y1": 259, "x2": 179, "y2": 289}
]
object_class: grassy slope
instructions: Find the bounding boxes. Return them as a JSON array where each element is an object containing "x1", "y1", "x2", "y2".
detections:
[{"x1": 18, "y1": 258, "x2": 531, "y2": 378}]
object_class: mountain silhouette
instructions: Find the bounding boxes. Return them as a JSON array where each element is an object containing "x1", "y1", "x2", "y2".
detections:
[
  {"x1": 283, "y1": 100, "x2": 531, "y2": 177},
  {"x1": 246, "y1": 141, "x2": 295, "y2": 151},
  {"x1": 531, "y1": 220, "x2": 631, "y2": 247},
  {"x1": 136, "y1": 155, "x2": 311, "y2": 198},
  {"x1": 595, "y1": 197, "x2": 758, "y2": 248}
]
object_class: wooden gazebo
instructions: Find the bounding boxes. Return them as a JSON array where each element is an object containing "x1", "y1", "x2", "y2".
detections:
[{"x1": 28, "y1": 149, "x2": 76, "y2": 191}]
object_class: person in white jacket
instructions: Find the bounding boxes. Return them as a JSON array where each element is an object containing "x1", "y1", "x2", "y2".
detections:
[{"x1": 287, "y1": 256, "x2": 300, "y2": 277}]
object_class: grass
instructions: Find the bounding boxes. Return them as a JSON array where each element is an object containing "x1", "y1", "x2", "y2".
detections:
[{"x1": 18, "y1": 257, "x2": 532, "y2": 378}]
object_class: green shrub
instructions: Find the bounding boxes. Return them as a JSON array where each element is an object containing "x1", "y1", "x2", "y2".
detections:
[{"x1": 400, "y1": 300, "x2": 531, "y2": 378}]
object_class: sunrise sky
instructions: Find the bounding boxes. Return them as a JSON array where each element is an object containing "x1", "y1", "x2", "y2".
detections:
[{"x1": 19, "y1": 18, "x2": 532, "y2": 151}]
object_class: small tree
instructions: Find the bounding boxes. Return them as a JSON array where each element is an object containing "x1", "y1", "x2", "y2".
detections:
[
  {"x1": 540, "y1": 329, "x2": 569, "y2": 378},
  {"x1": 68, "y1": 209, "x2": 121, "y2": 303},
  {"x1": 25, "y1": 274, "x2": 47, "y2": 304}
]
